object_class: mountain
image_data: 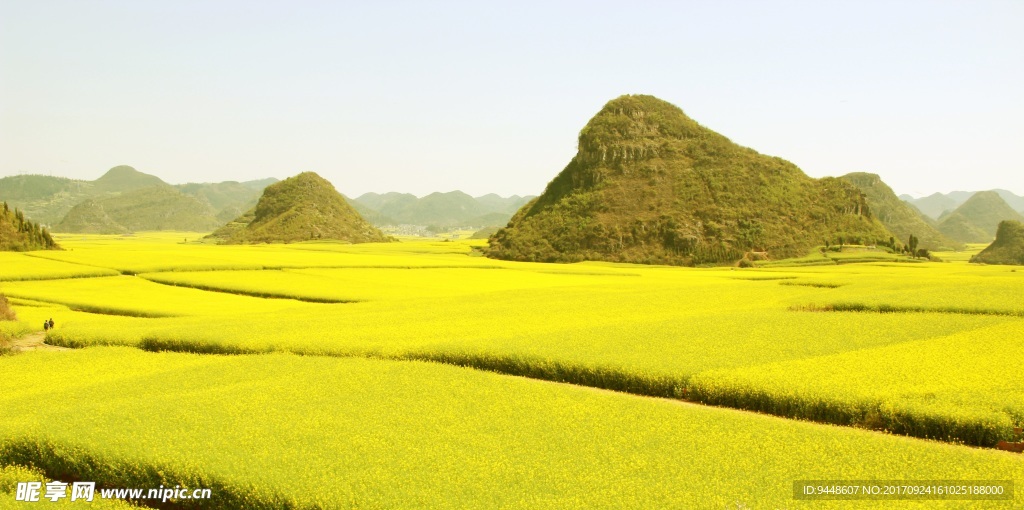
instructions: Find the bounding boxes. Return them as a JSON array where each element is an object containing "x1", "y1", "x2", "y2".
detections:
[
  {"x1": 241, "y1": 178, "x2": 279, "y2": 191},
  {"x1": 945, "y1": 191, "x2": 976, "y2": 205},
  {"x1": 936, "y1": 191, "x2": 1024, "y2": 243},
  {"x1": 487, "y1": 95, "x2": 891, "y2": 265},
  {"x1": 474, "y1": 194, "x2": 532, "y2": 214},
  {"x1": 993, "y1": 189, "x2": 1024, "y2": 212},
  {"x1": 395, "y1": 191, "x2": 486, "y2": 226},
  {"x1": 0, "y1": 175, "x2": 98, "y2": 226},
  {"x1": 840, "y1": 173, "x2": 961, "y2": 251},
  {"x1": 91, "y1": 165, "x2": 167, "y2": 194},
  {"x1": 0, "y1": 166, "x2": 277, "y2": 229},
  {"x1": 176, "y1": 178, "x2": 278, "y2": 223},
  {"x1": 464, "y1": 211, "x2": 515, "y2": 227},
  {"x1": 0, "y1": 202, "x2": 59, "y2": 251},
  {"x1": 54, "y1": 185, "x2": 222, "y2": 233},
  {"x1": 902, "y1": 190, "x2": 1024, "y2": 220},
  {"x1": 903, "y1": 193, "x2": 959, "y2": 220},
  {"x1": 350, "y1": 192, "x2": 533, "y2": 227},
  {"x1": 0, "y1": 175, "x2": 84, "y2": 201},
  {"x1": 353, "y1": 192, "x2": 418, "y2": 213},
  {"x1": 341, "y1": 196, "x2": 396, "y2": 226},
  {"x1": 970, "y1": 220, "x2": 1024, "y2": 265},
  {"x1": 52, "y1": 199, "x2": 128, "y2": 234},
  {"x1": 208, "y1": 172, "x2": 391, "y2": 244}
]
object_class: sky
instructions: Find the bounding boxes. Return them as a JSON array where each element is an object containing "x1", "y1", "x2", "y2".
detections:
[{"x1": 1, "y1": 0, "x2": 1022, "y2": 198}]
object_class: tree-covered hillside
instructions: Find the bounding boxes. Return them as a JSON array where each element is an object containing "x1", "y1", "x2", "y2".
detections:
[
  {"x1": 209, "y1": 172, "x2": 391, "y2": 244},
  {"x1": 970, "y1": 220, "x2": 1024, "y2": 266},
  {"x1": 0, "y1": 202, "x2": 59, "y2": 251},
  {"x1": 54, "y1": 186, "x2": 222, "y2": 233},
  {"x1": 487, "y1": 95, "x2": 891, "y2": 265},
  {"x1": 840, "y1": 172, "x2": 960, "y2": 251}
]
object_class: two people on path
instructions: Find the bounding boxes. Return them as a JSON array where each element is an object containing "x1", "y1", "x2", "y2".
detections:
[{"x1": 42, "y1": 318, "x2": 54, "y2": 331}]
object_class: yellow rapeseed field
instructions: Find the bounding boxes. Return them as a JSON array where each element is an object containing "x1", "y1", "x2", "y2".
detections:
[{"x1": 1, "y1": 233, "x2": 1022, "y2": 507}]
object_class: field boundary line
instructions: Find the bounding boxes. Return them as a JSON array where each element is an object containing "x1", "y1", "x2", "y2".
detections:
[
  {"x1": 137, "y1": 277, "x2": 359, "y2": 304},
  {"x1": 790, "y1": 302, "x2": 1024, "y2": 318}
]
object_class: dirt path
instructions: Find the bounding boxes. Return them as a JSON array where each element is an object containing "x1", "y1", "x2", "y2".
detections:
[{"x1": 6, "y1": 332, "x2": 70, "y2": 352}]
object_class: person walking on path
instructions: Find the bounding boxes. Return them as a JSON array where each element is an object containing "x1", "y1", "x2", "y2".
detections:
[
  {"x1": 43, "y1": 320, "x2": 49, "y2": 332},
  {"x1": 48, "y1": 318, "x2": 54, "y2": 330}
]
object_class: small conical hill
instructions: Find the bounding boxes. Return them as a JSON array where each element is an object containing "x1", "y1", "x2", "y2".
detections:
[
  {"x1": 487, "y1": 95, "x2": 890, "y2": 265},
  {"x1": 970, "y1": 221, "x2": 1024, "y2": 265},
  {"x1": 209, "y1": 172, "x2": 390, "y2": 244},
  {"x1": 53, "y1": 199, "x2": 127, "y2": 234},
  {"x1": 840, "y1": 172, "x2": 961, "y2": 251}
]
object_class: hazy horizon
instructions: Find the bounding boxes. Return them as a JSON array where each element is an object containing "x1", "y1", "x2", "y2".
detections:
[
  {"x1": 2, "y1": 1, "x2": 1022, "y2": 197},
  {"x1": 1, "y1": 163, "x2": 1021, "y2": 201}
]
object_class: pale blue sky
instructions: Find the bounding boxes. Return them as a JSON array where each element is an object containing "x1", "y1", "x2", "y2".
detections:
[{"x1": 2, "y1": 0, "x2": 1021, "y2": 197}]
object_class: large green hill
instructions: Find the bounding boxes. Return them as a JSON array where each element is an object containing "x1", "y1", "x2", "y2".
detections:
[
  {"x1": 54, "y1": 185, "x2": 222, "y2": 233},
  {"x1": 0, "y1": 202, "x2": 59, "y2": 251},
  {"x1": 209, "y1": 172, "x2": 391, "y2": 244},
  {"x1": 840, "y1": 172, "x2": 960, "y2": 251},
  {"x1": 486, "y1": 95, "x2": 891, "y2": 265},
  {"x1": 970, "y1": 220, "x2": 1024, "y2": 265},
  {"x1": 937, "y1": 191, "x2": 1024, "y2": 243}
]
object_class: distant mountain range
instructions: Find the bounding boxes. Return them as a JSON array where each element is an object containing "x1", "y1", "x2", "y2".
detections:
[
  {"x1": 347, "y1": 191, "x2": 533, "y2": 228},
  {"x1": 3, "y1": 162, "x2": 1017, "y2": 249},
  {"x1": 839, "y1": 173, "x2": 960, "y2": 251},
  {"x1": 900, "y1": 190, "x2": 1024, "y2": 220},
  {"x1": 932, "y1": 191, "x2": 1024, "y2": 244},
  {"x1": 55, "y1": 185, "x2": 225, "y2": 234},
  {"x1": 0, "y1": 166, "x2": 275, "y2": 230},
  {"x1": 0, "y1": 166, "x2": 533, "y2": 233}
]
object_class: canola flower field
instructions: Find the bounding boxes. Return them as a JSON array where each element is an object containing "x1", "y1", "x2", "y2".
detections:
[{"x1": 0, "y1": 232, "x2": 1022, "y2": 508}]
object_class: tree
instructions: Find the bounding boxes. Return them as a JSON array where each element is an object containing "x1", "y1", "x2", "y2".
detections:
[{"x1": 908, "y1": 234, "x2": 919, "y2": 258}]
